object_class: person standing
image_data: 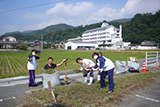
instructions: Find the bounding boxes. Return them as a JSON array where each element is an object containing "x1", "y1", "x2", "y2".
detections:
[
  {"x1": 76, "y1": 58, "x2": 95, "y2": 85},
  {"x1": 92, "y1": 52, "x2": 115, "y2": 93},
  {"x1": 27, "y1": 49, "x2": 40, "y2": 87}
]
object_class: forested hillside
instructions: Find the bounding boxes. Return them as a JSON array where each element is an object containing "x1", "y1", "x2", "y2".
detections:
[
  {"x1": 1, "y1": 10, "x2": 160, "y2": 44},
  {"x1": 122, "y1": 10, "x2": 160, "y2": 44},
  {"x1": 0, "y1": 23, "x2": 74, "y2": 41},
  {"x1": 26, "y1": 23, "x2": 74, "y2": 36}
]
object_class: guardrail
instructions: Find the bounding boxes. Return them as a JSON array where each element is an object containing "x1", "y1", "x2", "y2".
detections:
[{"x1": 145, "y1": 52, "x2": 159, "y2": 67}]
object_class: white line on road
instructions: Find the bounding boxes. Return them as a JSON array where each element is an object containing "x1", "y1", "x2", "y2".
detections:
[
  {"x1": 0, "y1": 97, "x2": 16, "y2": 102},
  {"x1": 136, "y1": 95, "x2": 160, "y2": 103}
]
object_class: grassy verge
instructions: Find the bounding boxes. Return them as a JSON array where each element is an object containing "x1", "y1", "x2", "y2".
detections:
[{"x1": 24, "y1": 72, "x2": 160, "y2": 107}]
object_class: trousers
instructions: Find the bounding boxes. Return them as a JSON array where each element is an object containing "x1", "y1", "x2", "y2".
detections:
[
  {"x1": 100, "y1": 68, "x2": 114, "y2": 91},
  {"x1": 29, "y1": 70, "x2": 36, "y2": 85},
  {"x1": 83, "y1": 67, "x2": 94, "y2": 77}
]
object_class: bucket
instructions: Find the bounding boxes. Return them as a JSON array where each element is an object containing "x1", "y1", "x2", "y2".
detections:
[{"x1": 64, "y1": 77, "x2": 69, "y2": 84}]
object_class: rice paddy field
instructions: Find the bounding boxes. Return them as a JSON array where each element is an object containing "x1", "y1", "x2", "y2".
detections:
[{"x1": 0, "y1": 50, "x2": 159, "y2": 79}]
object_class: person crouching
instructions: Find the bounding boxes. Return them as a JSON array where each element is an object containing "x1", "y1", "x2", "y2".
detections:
[{"x1": 76, "y1": 58, "x2": 95, "y2": 85}]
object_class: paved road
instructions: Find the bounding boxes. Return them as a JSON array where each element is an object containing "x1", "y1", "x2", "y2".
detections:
[
  {"x1": 0, "y1": 83, "x2": 37, "y2": 107},
  {"x1": 0, "y1": 73, "x2": 84, "y2": 107},
  {"x1": 118, "y1": 75, "x2": 160, "y2": 107}
]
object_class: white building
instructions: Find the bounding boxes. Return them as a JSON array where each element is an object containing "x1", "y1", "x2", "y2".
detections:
[
  {"x1": 0, "y1": 35, "x2": 18, "y2": 48},
  {"x1": 65, "y1": 37, "x2": 98, "y2": 50},
  {"x1": 65, "y1": 22, "x2": 130, "y2": 50},
  {"x1": 82, "y1": 23, "x2": 123, "y2": 45}
]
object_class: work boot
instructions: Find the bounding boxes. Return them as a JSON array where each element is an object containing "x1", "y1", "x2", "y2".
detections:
[
  {"x1": 88, "y1": 77, "x2": 93, "y2": 85},
  {"x1": 82, "y1": 77, "x2": 87, "y2": 83},
  {"x1": 97, "y1": 75, "x2": 100, "y2": 81}
]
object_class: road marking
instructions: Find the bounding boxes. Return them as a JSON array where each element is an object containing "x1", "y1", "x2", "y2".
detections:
[
  {"x1": 0, "y1": 97, "x2": 16, "y2": 102},
  {"x1": 136, "y1": 95, "x2": 160, "y2": 103}
]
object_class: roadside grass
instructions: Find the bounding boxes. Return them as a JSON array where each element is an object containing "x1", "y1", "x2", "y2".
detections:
[
  {"x1": 24, "y1": 72, "x2": 160, "y2": 107},
  {"x1": 0, "y1": 50, "x2": 159, "y2": 79}
]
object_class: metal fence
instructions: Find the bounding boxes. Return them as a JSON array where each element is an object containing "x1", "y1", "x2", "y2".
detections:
[{"x1": 145, "y1": 51, "x2": 159, "y2": 67}]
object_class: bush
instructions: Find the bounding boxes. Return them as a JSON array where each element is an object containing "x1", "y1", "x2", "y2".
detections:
[
  {"x1": 19, "y1": 44, "x2": 28, "y2": 50},
  {"x1": 99, "y1": 44, "x2": 113, "y2": 47}
]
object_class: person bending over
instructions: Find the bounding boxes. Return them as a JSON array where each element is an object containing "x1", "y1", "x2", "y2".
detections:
[{"x1": 92, "y1": 52, "x2": 115, "y2": 93}]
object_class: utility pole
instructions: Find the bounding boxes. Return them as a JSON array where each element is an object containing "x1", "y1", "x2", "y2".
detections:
[{"x1": 41, "y1": 35, "x2": 43, "y2": 50}]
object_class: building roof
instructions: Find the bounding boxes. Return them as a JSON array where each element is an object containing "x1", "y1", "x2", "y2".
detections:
[
  {"x1": 68, "y1": 37, "x2": 82, "y2": 41},
  {"x1": 0, "y1": 40, "x2": 18, "y2": 44},
  {"x1": 115, "y1": 41, "x2": 124, "y2": 46},
  {"x1": 83, "y1": 23, "x2": 119, "y2": 34},
  {"x1": 68, "y1": 41, "x2": 97, "y2": 44},
  {"x1": 141, "y1": 41, "x2": 157, "y2": 45},
  {"x1": 23, "y1": 41, "x2": 34, "y2": 44},
  {"x1": 0, "y1": 35, "x2": 17, "y2": 39}
]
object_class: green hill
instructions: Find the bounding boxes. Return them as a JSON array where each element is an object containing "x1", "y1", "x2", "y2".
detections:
[
  {"x1": 26, "y1": 23, "x2": 74, "y2": 36},
  {"x1": 1, "y1": 10, "x2": 160, "y2": 44}
]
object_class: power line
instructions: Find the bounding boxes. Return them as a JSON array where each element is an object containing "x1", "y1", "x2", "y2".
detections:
[{"x1": 0, "y1": 0, "x2": 69, "y2": 13}]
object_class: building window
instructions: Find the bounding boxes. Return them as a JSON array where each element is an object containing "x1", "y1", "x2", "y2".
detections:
[
  {"x1": 6, "y1": 39, "x2": 9, "y2": 41},
  {"x1": 67, "y1": 46, "x2": 71, "y2": 50}
]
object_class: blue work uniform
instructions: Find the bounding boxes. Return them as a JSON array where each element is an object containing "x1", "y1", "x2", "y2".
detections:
[
  {"x1": 27, "y1": 55, "x2": 40, "y2": 86},
  {"x1": 95, "y1": 56, "x2": 115, "y2": 91}
]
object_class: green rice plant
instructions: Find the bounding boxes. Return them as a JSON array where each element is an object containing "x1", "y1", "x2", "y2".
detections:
[
  {"x1": 5, "y1": 57, "x2": 10, "y2": 77},
  {"x1": 8, "y1": 57, "x2": 17, "y2": 77},
  {"x1": 0, "y1": 58, "x2": 2, "y2": 78},
  {"x1": 10, "y1": 56, "x2": 22, "y2": 69},
  {"x1": 3, "y1": 57, "x2": 6, "y2": 78},
  {"x1": 8, "y1": 57, "x2": 18, "y2": 73},
  {"x1": 13, "y1": 57, "x2": 27, "y2": 75},
  {"x1": 0, "y1": 50, "x2": 159, "y2": 78},
  {"x1": 6, "y1": 56, "x2": 15, "y2": 77},
  {"x1": 9, "y1": 56, "x2": 22, "y2": 75}
]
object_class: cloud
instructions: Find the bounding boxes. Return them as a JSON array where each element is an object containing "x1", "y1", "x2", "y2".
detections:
[
  {"x1": 85, "y1": 0, "x2": 160, "y2": 24},
  {"x1": 46, "y1": 2, "x2": 95, "y2": 18},
  {"x1": 122, "y1": 0, "x2": 160, "y2": 16},
  {"x1": 23, "y1": 12, "x2": 46, "y2": 19}
]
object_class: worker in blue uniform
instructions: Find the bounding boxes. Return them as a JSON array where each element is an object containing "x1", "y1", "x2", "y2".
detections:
[
  {"x1": 92, "y1": 52, "x2": 115, "y2": 93},
  {"x1": 27, "y1": 49, "x2": 40, "y2": 87}
]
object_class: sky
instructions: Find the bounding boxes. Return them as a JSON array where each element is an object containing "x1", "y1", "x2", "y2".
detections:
[{"x1": 0, "y1": 0, "x2": 160, "y2": 35}]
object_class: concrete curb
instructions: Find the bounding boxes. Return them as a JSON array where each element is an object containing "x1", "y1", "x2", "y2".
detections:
[{"x1": 0, "y1": 71, "x2": 100, "y2": 87}]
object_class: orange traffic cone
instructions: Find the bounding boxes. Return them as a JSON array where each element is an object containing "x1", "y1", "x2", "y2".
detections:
[
  {"x1": 156, "y1": 62, "x2": 159, "y2": 68},
  {"x1": 141, "y1": 61, "x2": 147, "y2": 73}
]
